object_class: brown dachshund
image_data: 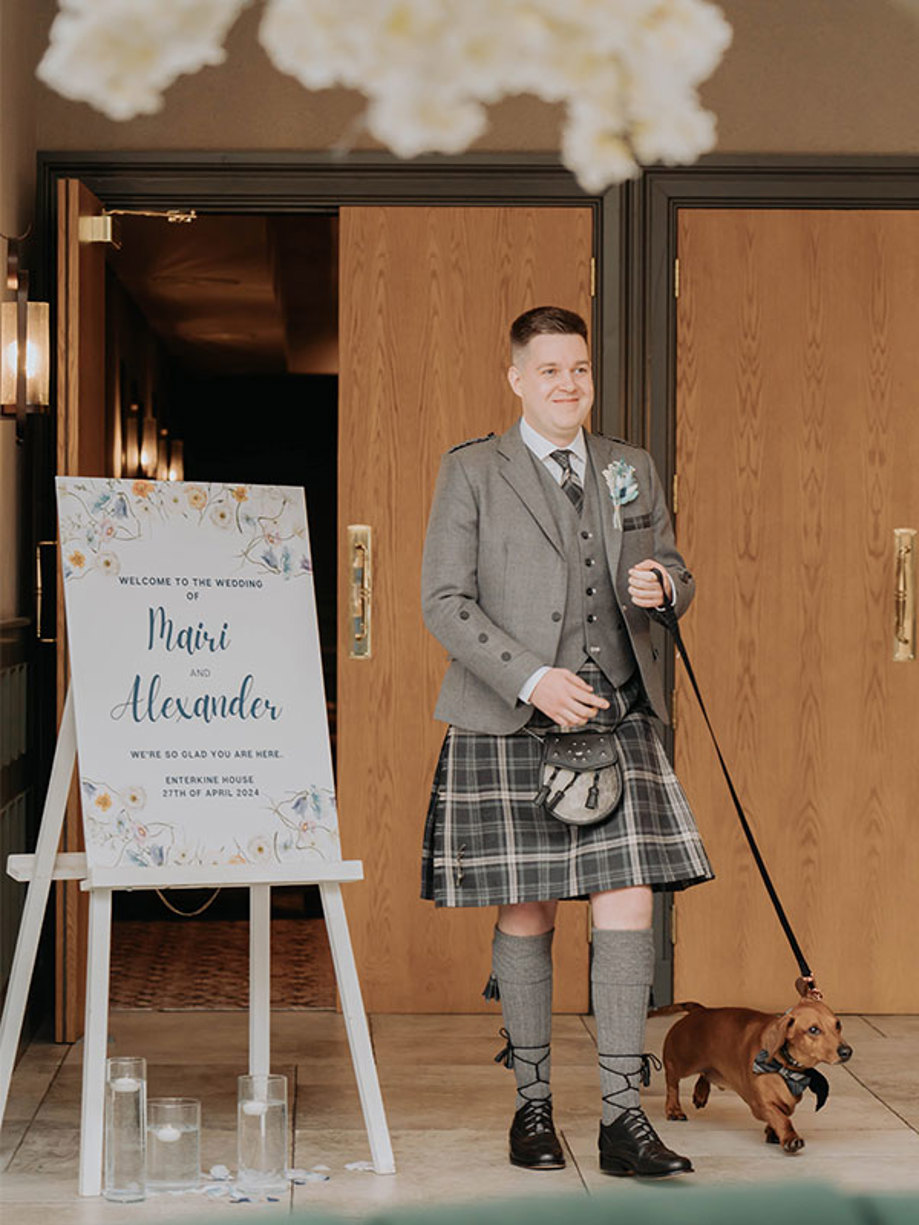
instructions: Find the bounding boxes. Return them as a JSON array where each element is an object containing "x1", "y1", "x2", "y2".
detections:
[{"x1": 657, "y1": 999, "x2": 853, "y2": 1153}]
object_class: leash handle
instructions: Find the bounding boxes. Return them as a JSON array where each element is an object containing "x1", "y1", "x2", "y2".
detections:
[{"x1": 649, "y1": 569, "x2": 816, "y2": 988}]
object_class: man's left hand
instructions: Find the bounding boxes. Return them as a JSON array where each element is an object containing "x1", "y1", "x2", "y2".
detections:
[{"x1": 628, "y1": 559, "x2": 671, "y2": 609}]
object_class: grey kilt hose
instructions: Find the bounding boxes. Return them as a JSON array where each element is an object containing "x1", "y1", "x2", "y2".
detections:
[{"x1": 421, "y1": 664, "x2": 714, "y2": 908}]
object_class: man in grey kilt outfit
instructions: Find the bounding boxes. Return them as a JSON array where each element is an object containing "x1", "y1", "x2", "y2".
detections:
[{"x1": 421, "y1": 306, "x2": 713, "y2": 1177}]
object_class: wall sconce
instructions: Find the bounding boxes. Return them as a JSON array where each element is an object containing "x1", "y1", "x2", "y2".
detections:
[
  {"x1": 167, "y1": 439, "x2": 184, "y2": 482},
  {"x1": 124, "y1": 401, "x2": 140, "y2": 476},
  {"x1": 1, "y1": 238, "x2": 50, "y2": 442},
  {"x1": 139, "y1": 408, "x2": 158, "y2": 477},
  {"x1": 156, "y1": 427, "x2": 169, "y2": 480}
]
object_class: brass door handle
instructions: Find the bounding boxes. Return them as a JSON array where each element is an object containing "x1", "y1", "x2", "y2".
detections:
[
  {"x1": 894, "y1": 528, "x2": 916, "y2": 661},
  {"x1": 348, "y1": 525, "x2": 372, "y2": 659}
]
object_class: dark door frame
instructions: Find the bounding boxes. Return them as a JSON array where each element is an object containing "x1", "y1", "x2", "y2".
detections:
[
  {"x1": 35, "y1": 151, "x2": 625, "y2": 431},
  {"x1": 35, "y1": 150, "x2": 655, "y2": 1013},
  {"x1": 622, "y1": 154, "x2": 919, "y2": 497},
  {"x1": 619, "y1": 155, "x2": 919, "y2": 992},
  {"x1": 34, "y1": 151, "x2": 919, "y2": 1014}
]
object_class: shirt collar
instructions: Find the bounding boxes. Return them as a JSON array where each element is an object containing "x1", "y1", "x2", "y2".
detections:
[{"x1": 518, "y1": 417, "x2": 587, "y2": 466}]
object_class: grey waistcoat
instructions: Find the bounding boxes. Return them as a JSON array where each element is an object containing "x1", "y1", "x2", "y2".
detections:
[{"x1": 532, "y1": 452, "x2": 636, "y2": 686}]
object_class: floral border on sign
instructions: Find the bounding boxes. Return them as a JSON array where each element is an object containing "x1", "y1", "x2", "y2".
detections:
[
  {"x1": 57, "y1": 479, "x2": 311, "y2": 584},
  {"x1": 81, "y1": 777, "x2": 339, "y2": 869}
]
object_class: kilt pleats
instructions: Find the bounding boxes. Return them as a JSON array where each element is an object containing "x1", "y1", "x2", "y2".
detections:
[{"x1": 421, "y1": 666, "x2": 713, "y2": 908}]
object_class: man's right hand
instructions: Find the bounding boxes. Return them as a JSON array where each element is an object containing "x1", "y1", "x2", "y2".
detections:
[{"x1": 530, "y1": 668, "x2": 610, "y2": 727}]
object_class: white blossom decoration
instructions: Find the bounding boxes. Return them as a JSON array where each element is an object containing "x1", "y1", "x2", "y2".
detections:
[{"x1": 37, "y1": 0, "x2": 732, "y2": 191}]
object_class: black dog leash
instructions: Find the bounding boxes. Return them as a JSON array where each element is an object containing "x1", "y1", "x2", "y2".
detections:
[{"x1": 650, "y1": 569, "x2": 819, "y2": 996}]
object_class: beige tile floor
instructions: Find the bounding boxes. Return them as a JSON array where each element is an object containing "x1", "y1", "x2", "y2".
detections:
[{"x1": 1, "y1": 1010, "x2": 918, "y2": 1221}]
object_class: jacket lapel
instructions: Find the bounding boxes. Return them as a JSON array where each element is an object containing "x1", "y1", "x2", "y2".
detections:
[
  {"x1": 497, "y1": 423, "x2": 564, "y2": 556},
  {"x1": 586, "y1": 434, "x2": 623, "y2": 581}
]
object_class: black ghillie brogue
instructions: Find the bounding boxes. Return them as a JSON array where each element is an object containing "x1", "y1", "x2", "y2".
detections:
[
  {"x1": 598, "y1": 1107, "x2": 693, "y2": 1177},
  {"x1": 509, "y1": 1099, "x2": 566, "y2": 1170}
]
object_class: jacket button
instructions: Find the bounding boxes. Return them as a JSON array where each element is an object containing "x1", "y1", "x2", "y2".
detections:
[
  {"x1": 581, "y1": 530, "x2": 591, "y2": 540},
  {"x1": 551, "y1": 611, "x2": 562, "y2": 622},
  {"x1": 585, "y1": 558, "x2": 595, "y2": 567},
  {"x1": 501, "y1": 651, "x2": 511, "y2": 662},
  {"x1": 586, "y1": 587, "x2": 596, "y2": 597},
  {"x1": 587, "y1": 614, "x2": 597, "y2": 624},
  {"x1": 478, "y1": 632, "x2": 488, "y2": 643},
  {"x1": 459, "y1": 610, "x2": 470, "y2": 620}
]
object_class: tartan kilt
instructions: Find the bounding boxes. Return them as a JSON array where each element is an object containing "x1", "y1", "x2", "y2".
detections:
[{"x1": 421, "y1": 665, "x2": 713, "y2": 908}]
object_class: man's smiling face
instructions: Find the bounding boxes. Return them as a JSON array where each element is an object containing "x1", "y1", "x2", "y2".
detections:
[{"x1": 507, "y1": 332, "x2": 594, "y2": 446}]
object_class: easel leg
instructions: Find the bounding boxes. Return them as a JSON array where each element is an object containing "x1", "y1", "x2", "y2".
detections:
[
  {"x1": 318, "y1": 883, "x2": 395, "y2": 1175},
  {"x1": 249, "y1": 884, "x2": 271, "y2": 1076},
  {"x1": 0, "y1": 688, "x2": 76, "y2": 1126},
  {"x1": 79, "y1": 888, "x2": 112, "y2": 1197}
]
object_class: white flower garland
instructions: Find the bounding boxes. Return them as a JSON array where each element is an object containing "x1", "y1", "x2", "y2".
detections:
[{"x1": 37, "y1": 0, "x2": 732, "y2": 191}]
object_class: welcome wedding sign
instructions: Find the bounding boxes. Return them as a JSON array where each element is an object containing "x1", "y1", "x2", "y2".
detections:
[{"x1": 56, "y1": 478, "x2": 340, "y2": 880}]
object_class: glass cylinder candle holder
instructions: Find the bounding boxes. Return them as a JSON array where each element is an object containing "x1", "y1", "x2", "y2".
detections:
[
  {"x1": 146, "y1": 1098, "x2": 201, "y2": 1191},
  {"x1": 104, "y1": 1056, "x2": 146, "y2": 1202},
  {"x1": 237, "y1": 1074, "x2": 288, "y2": 1195}
]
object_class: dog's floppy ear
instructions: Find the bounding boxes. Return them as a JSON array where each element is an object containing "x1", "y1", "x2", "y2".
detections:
[{"x1": 761, "y1": 1012, "x2": 796, "y2": 1060}]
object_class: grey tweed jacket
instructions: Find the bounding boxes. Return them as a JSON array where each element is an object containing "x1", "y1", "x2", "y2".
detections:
[{"x1": 421, "y1": 421, "x2": 694, "y2": 733}]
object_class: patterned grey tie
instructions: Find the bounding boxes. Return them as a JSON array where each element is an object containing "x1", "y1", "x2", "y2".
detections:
[{"x1": 550, "y1": 449, "x2": 584, "y2": 515}]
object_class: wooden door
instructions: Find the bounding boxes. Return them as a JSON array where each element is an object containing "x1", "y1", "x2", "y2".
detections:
[
  {"x1": 338, "y1": 206, "x2": 593, "y2": 1012},
  {"x1": 674, "y1": 209, "x2": 919, "y2": 1011},
  {"x1": 55, "y1": 179, "x2": 108, "y2": 1040}
]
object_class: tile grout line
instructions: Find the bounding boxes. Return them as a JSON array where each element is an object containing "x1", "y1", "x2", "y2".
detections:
[
  {"x1": 577, "y1": 1013, "x2": 598, "y2": 1049},
  {"x1": 857, "y1": 1015, "x2": 888, "y2": 1037},
  {"x1": 840, "y1": 1063, "x2": 919, "y2": 1136},
  {"x1": 2, "y1": 1039, "x2": 74, "y2": 1173},
  {"x1": 560, "y1": 1126, "x2": 591, "y2": 1193}
]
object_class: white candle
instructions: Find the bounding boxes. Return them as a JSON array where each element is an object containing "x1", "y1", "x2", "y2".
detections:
[
  {"x1": 111, "y1": 1076, "x2": 140, "y2": 1092},
  {"x1": 154, "y1": 1124, "x2": 182, "y2": 1143},
  {"x1": 241, "y1": 1100, "x2": 268, "y2": 1116}
]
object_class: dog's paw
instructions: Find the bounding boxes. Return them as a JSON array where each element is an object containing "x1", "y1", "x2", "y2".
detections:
[
  {"x1": 764, "y1": 1127, "x2": 780, "y2": 1145},
  {"x1": 782, "y1": 1135, "x2": 805, "y2": 1154},
  {"x1": 666, "y1": 1108, "x2": 688, "y2": 1122},
  {"x1": 691, "y1": 1079, "x2": 711, "y2": 1110}
]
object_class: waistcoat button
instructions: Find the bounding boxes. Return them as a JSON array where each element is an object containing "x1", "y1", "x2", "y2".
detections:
[
  {"x1": 478, "y1": 632, "x2": 488, "y2": 643},
  {"x1": 551, "y1": 611, "x2": 562, "y2": 622}
]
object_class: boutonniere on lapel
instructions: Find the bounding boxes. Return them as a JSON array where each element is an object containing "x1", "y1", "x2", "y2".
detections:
[{"x1": 601, "y1": 460, "x2": 639, "y2": 529}]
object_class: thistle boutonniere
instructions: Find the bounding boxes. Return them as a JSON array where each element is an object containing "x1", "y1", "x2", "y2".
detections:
[{"x1": 601, "y1": 460, "x2": 639, "y2": 529}]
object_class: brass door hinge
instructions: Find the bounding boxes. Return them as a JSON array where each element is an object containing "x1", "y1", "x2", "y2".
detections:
[
  {"x1": 670, "y1": 902, "x2": 678, "y2": 946},
  {"x1": 674, "y1": 257, "x2": 680, "y2": 299},
  {"x1": 671, "y1": 687, "x2": 678, "y2": 733},
  {"x1": 672, "y1": 471, "x2": 679, "y2": 515},
  {"x1": 590, "y1": 256, "x2": 596, "y2": 298},
  {"x1": 78, "y1": 215, "x2": 115, "y2": 245}
]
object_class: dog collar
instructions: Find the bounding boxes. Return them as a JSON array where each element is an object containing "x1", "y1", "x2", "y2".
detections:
[{"x1": 752, "y1": 1049, "x2": 830, "y2": 1111}]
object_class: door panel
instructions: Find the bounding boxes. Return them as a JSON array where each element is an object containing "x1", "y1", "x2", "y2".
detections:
[
  {"x1": 55, "y1": 179, "x2": 108, "y2": 1041},
  {"x1": 338, "y1": 206, "x2": 593, "y2": 1012},
  {"x1": 674, "y1": 208, "x2": 919, "y2": 1011}
]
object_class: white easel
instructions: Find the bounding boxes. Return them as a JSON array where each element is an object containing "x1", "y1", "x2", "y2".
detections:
[{"x1": 0, "y1": 688, "x2": 395, "y2": 1195}]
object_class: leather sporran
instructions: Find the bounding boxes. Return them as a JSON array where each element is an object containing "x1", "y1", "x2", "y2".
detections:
[{"x1": 533, "y1": 731, "x2": 622, "y2": 826}]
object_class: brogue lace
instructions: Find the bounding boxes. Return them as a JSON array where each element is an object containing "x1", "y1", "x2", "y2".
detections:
[
  {"x1": 494, "y1": 1028, "x2": 552, "y2": 1103},
  {"x1": 598, "y1": 1052, "x2": 662, "y2": 1117},
  {"x1": 518, "y1": 1098, "x2": 555, "y2": 1135}
]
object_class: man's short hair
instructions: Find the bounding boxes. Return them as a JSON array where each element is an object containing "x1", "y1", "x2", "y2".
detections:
[{"x1": 510, "y1": 306, "x2": 588, "y2": 357}]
